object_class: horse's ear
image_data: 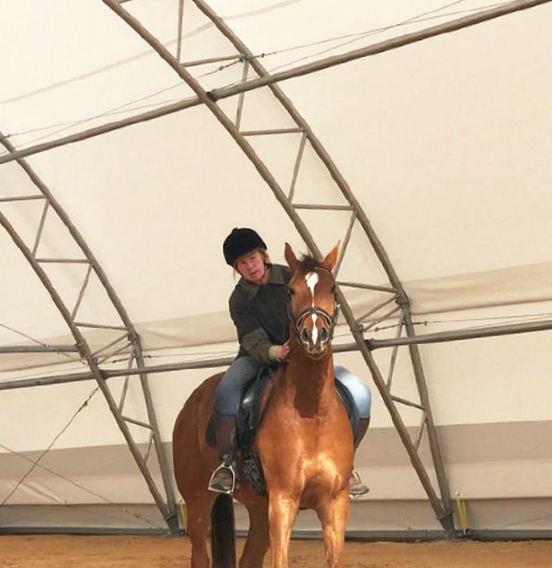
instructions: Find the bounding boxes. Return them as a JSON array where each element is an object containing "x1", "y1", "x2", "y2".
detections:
[
  {"x1": 322, "y1": 241, "x2": 340, "y2": 272},
  {"x1": 284, "y1": 242, "x2": 299, "y2": 272}
]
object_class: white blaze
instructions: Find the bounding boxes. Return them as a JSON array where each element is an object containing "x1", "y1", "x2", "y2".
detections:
[{"x1": 305, "y1": 272, "x2": 319, "y2": 344}]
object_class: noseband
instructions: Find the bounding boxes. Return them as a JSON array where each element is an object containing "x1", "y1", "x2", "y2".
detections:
[
  {"x1": 287, "y1": 269, "x2": 340, "y2": 344},
  {"x1": 292, "y1": 305, "x2": 339, "y2": 340}
]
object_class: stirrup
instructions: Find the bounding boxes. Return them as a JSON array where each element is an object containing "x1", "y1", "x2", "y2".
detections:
[
  {"x1": 208, "y1": 463, "x2": 236, "y2": 494},
  {"x1": 349, "y1": 470, "x2": 370, "y2": 499}
]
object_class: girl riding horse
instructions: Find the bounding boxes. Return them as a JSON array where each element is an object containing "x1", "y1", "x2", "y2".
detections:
[{"x1": 209, "y1": 228, "x2": 371, "y2": 496}]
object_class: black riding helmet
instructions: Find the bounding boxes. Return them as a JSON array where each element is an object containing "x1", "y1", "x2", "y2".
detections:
[{"x1": 223, "y1": 228, "x2": 267, "y2": 266}]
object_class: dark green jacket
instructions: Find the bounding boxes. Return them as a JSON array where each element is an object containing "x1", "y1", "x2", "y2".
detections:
[{"x1": 229, "y1": 264, "x2": 292, "y2": 362}]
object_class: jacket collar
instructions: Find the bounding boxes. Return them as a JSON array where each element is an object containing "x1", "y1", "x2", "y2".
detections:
[{"x1": 238, "y1": 264, "x2": 287, "y2": 299}]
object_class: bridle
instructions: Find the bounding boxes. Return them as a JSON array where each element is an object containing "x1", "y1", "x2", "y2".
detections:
[
  {"x1": 287, "y1": 268, "x2": 340, "y2": 344},
  {"x1": 292, "y1": 304, "x2": 339, "y2": 340}
]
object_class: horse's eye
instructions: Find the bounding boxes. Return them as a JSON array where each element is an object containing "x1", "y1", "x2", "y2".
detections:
[{"x1": 287, "y1": 288, "x2": 295, "y2": 296}]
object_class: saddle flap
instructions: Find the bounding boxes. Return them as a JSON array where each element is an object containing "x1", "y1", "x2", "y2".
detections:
[
  {"x1": 204, "y1": 366, "x2": 274, "y2": 450},
  {"x1": 238, "y1": 366, "x2": 274, "y2": 440},
  {"x1": 335, "y1": 379, "x2": 361, "y2": 445}
]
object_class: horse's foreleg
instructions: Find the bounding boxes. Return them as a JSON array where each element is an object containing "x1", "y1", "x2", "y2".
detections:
[
  {"x1": 316, "y1": 491, "x2": 350, "y2": 568},
  {"x1": 186, "y1": 493, "x2": 217, "y2": 568},
  {"x1": 239, "y1": 500, "x2": 270, "y2": 568},
  {"x1": 268, "y1": 493, "x2": 299, "y2": 568}
]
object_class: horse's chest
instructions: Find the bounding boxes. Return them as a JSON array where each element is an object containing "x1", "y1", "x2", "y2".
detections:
[{"x1": 258, "y1": 409, "x2": 352, "y2": 479}]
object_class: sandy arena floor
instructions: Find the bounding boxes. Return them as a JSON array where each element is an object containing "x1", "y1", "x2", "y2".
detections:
[{"x1": 0, "y1": 535, "x2": 551, "y2": 568}]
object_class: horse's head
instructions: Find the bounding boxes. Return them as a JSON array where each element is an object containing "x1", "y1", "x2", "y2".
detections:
[{"x1": 284, "y1": 242, "x2": 340, "y2": 359}]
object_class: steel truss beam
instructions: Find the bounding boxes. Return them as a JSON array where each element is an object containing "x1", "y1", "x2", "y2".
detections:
[
  {"x1": 99, "y1": 0, "x2": 462, "y2": 534},
  {"x1": 0, "y1": 345, "x2": 78, "y2": 353},
  {"x1": 191, "y1": 0, "x2": 455, "y2": 532},
  {"x1": 0, "y1": 133, "x2": 178, "y2": 533},
  {"x1": 3, "y1": 313, "x2": 552, "y2": 392},
  {"x1": 1, "y1": 0, "x2": 551, "y2": 166},
  {"x1": 4, "y1": 0, "x2": 547, "y2": 536}
]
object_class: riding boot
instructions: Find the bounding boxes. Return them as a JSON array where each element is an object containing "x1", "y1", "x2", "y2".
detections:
[
  {"x1": 349, "y1": 417, "x2": 371, "y2": 499},
  {"x1": 208, "y1": 411, "x2": 237, "y2": 494}
]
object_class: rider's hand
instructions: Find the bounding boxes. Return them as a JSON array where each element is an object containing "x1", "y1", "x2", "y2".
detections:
[{"x1": 276, "y1": 341, "x2": 291, "y2": 361}]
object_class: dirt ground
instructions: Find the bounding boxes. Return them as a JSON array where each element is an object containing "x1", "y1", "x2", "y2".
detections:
[{"x1": 0, "y1": 535, "x2": 551, "y2": 568}]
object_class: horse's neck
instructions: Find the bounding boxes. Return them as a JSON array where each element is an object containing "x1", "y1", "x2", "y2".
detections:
[{"x1": 280, "y1": 349, "x2": 336, "y2": 417}]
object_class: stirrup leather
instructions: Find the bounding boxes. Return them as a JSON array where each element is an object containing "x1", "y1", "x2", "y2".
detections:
[{"x1": 208, "y1": 463, "x2": 236, "y2": 494}]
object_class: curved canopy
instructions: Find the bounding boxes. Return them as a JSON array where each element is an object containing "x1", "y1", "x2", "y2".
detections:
[{"x1": 1, "y1": 0, "x2": 552, "y2": 535}]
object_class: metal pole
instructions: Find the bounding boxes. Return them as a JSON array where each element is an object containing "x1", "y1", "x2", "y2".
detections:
[
  {"x1": 207, "y1": 0, "x2": 552, "y2": 101},
  {"x1": 347, "y1": 322, "x2": 450, "y2": 523},
  {"x1": 1, "y1": 0, "x2": 550, "y2": 166},
  {"x1": 191, "y1": 0, "x2": 455, "y2": 534},
  {"x1": 0, "y1": 211, "x2": 170, "y2": 520},
  {"x1": 403, "y1": 309, "x2": 454, "y2": 532},
  {"x1": 0, "y1": 355, "x2": 234, "y2": 391},
  {"x1": 102, "y1": 0, "x2": 455, "y2": 531},
  {"x1": 176, "y1": 0, "x2": 185, "y2": 63},
  {"x1": 0, "y1": 345, "x2": 78, "y2": 353},
  {"x1": 0, "y1": 132, "x2": 178, "y2": 531},
  {"x1": 367, "y1": 318, "x2": 552, "y2": 349},
  {"x1": 5, "y1": 0, "x2": 549, "y2": 533},
  {"x1": 3, "y1": 315, "x2": 551, "y2": 390},
  {"x1": 132, "y1": 340, "x2": 179, "y2": 532},
  {"x1": 0, "y1": 371, "x2": 96, "y2": 391}
]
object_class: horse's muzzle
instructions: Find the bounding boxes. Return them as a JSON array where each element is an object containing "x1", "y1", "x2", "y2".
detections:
[{"x1": 295, "y1": 308, "x2": 335, "y2": 358}]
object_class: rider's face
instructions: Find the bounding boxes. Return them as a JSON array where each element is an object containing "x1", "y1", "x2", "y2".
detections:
[{"x1": 236, "y1": 249, "x2": 266, "y2": 285}]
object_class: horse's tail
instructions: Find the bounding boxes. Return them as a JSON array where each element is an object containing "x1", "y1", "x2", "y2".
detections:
[{"x1": 210, "y1": 494, "x2": 236, "y2": 568}]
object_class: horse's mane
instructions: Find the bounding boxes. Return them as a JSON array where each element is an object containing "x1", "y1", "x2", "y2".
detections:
[{"x1": 298, "y1": 254, "x2": 324, "y2": 272}]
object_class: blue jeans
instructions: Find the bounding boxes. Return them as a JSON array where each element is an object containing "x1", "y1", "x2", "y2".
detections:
[{"x1": 214, "y1": 356, "x2": 372, "y2": 419}]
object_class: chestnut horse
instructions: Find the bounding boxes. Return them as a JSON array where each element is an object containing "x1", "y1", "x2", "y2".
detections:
[{"x1": 173, "y1": 243, "x2": 354, "y2": 568}]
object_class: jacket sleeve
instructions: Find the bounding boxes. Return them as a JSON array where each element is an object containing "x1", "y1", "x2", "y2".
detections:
[
  {"x1": 229, "y1": 293, "x2": 278, "y2": 362},
  {"x1": 241, "y1": 328, "x2": 276, "y2": 363}
]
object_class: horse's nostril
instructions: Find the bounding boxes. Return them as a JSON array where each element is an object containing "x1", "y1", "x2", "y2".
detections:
[{"x1": 300, "y1": 328, "x2": 310, "y2": 343}]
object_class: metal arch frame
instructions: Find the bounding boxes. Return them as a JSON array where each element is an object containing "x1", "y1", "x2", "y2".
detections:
[
  {"x1": 1, "y1": 0, "x2": 550, "y2": 166},
  {"x1": 0, "y1": 133, "x2": 178, "y2": 533},
  {"x1": 190, "y1": 0, "x2": 453, "y2": 527},
  {"x1": 6, "y1": 308, "x2": 552, "y2": 390},
  {"x1": 2, "y1": 0, "x2": 547, "y2": 536},
  {"x1": 102, "y1": 0, "x2": 455, "y2": 533}
]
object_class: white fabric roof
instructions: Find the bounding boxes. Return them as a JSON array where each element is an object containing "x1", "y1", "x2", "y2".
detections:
[
  {"x1": 1, "y1": 0, "x2": 551, "y2": 368},
  {"x1": 1, "y1": 0, "x2": 552, "y2": 533}
]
